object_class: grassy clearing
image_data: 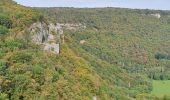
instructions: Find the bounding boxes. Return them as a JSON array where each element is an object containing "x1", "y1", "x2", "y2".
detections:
[{"x1": 151, "y1": 80, "x2": 170, "y2": 97}]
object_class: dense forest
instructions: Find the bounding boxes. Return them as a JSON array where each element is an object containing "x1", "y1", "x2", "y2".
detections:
[{"x1": 0, "y1": 0, "x2": 170, "y2": 99}]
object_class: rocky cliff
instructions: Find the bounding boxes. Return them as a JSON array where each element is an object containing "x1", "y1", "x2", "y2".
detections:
[{"x1": 28, "y1": 22, "x2": 85, "y2": 54}]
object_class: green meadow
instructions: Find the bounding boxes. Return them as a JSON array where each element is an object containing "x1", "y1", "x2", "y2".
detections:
[{"x1": 151, "y1": 80, "x2": 170, "y2": 97}]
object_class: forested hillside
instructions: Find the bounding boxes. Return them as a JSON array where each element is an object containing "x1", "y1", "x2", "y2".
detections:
[
  {"x1": 38, "y1": 8, "x2": 170, "y2": 99},
  {"x1": 0, "y1": 0, "x2": 170, "y2": 99},
  {"x1": 40, "y1": 8, "x2": 170, "y2": 80}
]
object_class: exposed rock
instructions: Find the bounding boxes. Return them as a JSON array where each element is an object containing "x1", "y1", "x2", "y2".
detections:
[
  {"x1": 48, "y1": 23, "x2": 59, "y2": 38},
  {"x1": 80, "y1": 40, "x2": 86, "y2": 44},
  {"x1": 93, "y1": 27, "x2": 99, "y2": 32},
  {"x1": 56, "y1": 23, "x2": 86, "y2": 30},
  {"x1": 29, "y1": 22, "x2": 86, "y2": 54},
  {"x1": 44, "y1": 43, "x2": 59, "y2": 54},
  {"x1": 31, "y1": 22, "x2": 49, "y2": 44},
  {"x1": 93, "y1": 96, "x2": 97, "y2": 100},
  {"x1": 30, "y1": 22, "x2": 60, "y2": 54},
  {"x1": 151, "y1": 13, "x2": 161, "y2": 19},
  {"x1": 47, "y1": 34, "x2": 55, "y2": 42}
]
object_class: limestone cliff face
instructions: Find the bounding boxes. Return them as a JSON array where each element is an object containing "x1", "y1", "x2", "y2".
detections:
[
  {"x1": 31, "y1": 22, "x2": 49, "y2": 44},
  {"x1": 29, "y1": 22, "x2": 85, "y2": 54},
  {"x1": 30, "y1": 22, "x2": 60, "y2": 54}
]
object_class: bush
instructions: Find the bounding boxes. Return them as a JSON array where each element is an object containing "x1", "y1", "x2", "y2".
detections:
[
  {"x1": 0, "y1": 61, "x2": 7, "y2": 75},
  {"x1": 0, "y1": 14, "x2": 12, "y2": 28},
  {"x1": 11, "y1": 52, "x2": 32, "y2": 63},
  {"x1": 29, "y1": 65, "x2": 44, "y2": 75},
  {"x1": 12, "y1": 74, "x2": 31, "y2": 93},
  {"x1": 155, "y1": 52, "x2": 170, "y2": 60},
  {"x1": 0, "y1": 25, "x2": 8, "y2": 35},
  {"x1": 0, "y1": 93, "x2": 8, "y2": 100},
  {"x1": 162, "y1": 95, "x2": 170, "y2": 100},
  {"x1": 52, "y1": 71, "x2": 60, "y2": 82},
  {"x1": 29, "y1": 65, "x2": 44, "y2": 85},
  {"x1": 4, "y1": 39, "x2": 22, "y2": 50}
]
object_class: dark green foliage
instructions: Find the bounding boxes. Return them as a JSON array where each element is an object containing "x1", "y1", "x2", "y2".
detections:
[
  {"x1": 4, "y1": 39, "x2": 23, "y2": 50},
  {"x1": 12, "y1": 74, "x2": 31, "y2": 91},
  {"x1": 155, "y1": 52, "x2": 170, "y2": 60},
  {"x1": 0, "y1": 61, "x2": 7, "y2": 75},
  {"x1": 0, "y1": 93, "x2": 8, "y2": 100},
  {"x1": 52, "y1": 71, "x2": 60, "y2": 82},
  {"x1": 38, "y1": 15, "x2": 45, "y2": 23},
  {"x1": 0, "y1": 14, "x2": 12, "y2": 28},
  {"x1": 163, "y1": 95, "x2": 170, "y2": 100},
  {"x1": 29, "y1": 65, "x2": 44, "y2": 75},
  {"x1": 10, "y1": 52, "x2": 32, "y2": 63},
  {"x1": 0, "y1": 25, "x2": 8, "y2": 35}
]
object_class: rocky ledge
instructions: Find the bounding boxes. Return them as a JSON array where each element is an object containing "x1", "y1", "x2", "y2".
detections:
[{"x1": 28, "y1": 22, "x2": 85, "y2": 54}]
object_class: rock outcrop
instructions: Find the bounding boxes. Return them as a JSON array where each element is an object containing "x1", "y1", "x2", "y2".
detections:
[
  {"x1": 30, "y1": 22, "x2": 60, "y2": 54},
  {"x1": 29, "y1": 22, "x2": 85, "y2": 54},
  {"x1": 151, "y1": 13, "x2": 161, "y2": 19},
  {"x1": 31, "y1": 22, "x2": 49, "y2": 44},
  {"x1": 80, "y1": 40, "x2": 86, "y2": 44}
]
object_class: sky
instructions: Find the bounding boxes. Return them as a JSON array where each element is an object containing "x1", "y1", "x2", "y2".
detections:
[{"x1": 14, "y1": 0, "x2": 170, "y2": 10}]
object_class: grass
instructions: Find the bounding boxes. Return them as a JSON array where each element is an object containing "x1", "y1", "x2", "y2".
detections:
[{"x1": 151, "y1": 80, "x2": 170, "y2": 97}]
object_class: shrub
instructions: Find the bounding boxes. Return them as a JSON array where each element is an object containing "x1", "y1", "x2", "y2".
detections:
[
  {"x1": 4, "y1": 39, "x2": 22, "y2": 50},
  {"x1": 29, "y1": 65, "x2": 44, "y2": 75},
  {"x1": 12, "y1": 74, "x2": 31, "y2": 93},
  {"x1": 155, "y1": 52, "x2": 170, "y2": 60},
  {"x1": 0, "y1": 25, "x2": 8, "y2": 35},
  {"x1": 29, "y1": 65, "x2": 44, "y2": 85},
  {"x1": 0, "y1": 93, "x2": 8, "y2": 100},
  {"x1": 0, "y1": 61, "x2": 7, "y2": 75},
  {"x1": 0, "y1": 14, "x2": 12, "y2": 28},
  {"x1": 162, "y1": 95, "x2": 170, "y2": 100},
  {"x1": 52, "y1": 71, "x2": 60, "y2": 82},
  {"x1": 11, "y1": 52, "x2": 32, "y2": 63}
]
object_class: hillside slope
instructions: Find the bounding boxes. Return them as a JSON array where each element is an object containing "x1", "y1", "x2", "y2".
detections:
[
  {"x1": 39, "y1": 7, "x2": 170, "y2": 80},
  {"x1": 0, "y1": 1, "x2": 143, "y2": 99},
  {"x1": 38, "y1": 7, "x2": 170, "y2": 99},
  {"x1": 0, "y1": 0, "x2": 169, "y2": 100}
]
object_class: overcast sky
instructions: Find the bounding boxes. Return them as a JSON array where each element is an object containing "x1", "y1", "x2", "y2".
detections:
[{"x1": 14, "y1": 0, "x2": 170, "y2": 10}]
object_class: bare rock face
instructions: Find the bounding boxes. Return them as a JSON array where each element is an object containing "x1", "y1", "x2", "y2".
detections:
[
  {"x1": 44, "y1": 43, "x2": 59, "y2": 54},
  {"x1": 30, "y1": 22, "x2": 60, "y2": 54},
  {"x1": 56, "y1": 23, "x2": 86, "y2": 31},
  {"x1": 29, "y1": 22, "x2": 86, "y2": 54},
  {"x1": 31, "y1": 22, "x2": 49, "y2": 44},
  {"x1": 151, "y1": 13, "x2": 161, "y2": 19}
]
